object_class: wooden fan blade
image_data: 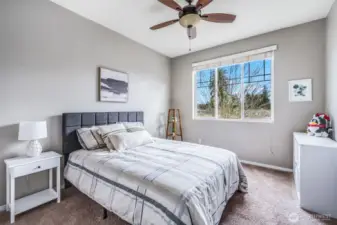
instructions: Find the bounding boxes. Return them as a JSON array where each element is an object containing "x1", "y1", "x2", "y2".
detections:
[
  {"x1": 196, "y1": 0, "x2": 213, "y2": 10},
  {"x1": 201, "y1": 13, "x2": 236, "y2": 23},
  {"x1": 150, "y1": 19, "x2": 179, "y2": 30},
  {"x1": 158, "y1": 0, "x2": 182, "y2": 11}
]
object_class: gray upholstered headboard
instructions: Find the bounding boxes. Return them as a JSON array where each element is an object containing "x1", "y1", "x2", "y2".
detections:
[{"x1": 62, "y1": 112, "x2": 144, "y2": 166}]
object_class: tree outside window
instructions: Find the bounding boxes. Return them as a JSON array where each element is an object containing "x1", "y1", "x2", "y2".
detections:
[{"x1": 195, "y1": 59, "x2": 272, "y2": 120}]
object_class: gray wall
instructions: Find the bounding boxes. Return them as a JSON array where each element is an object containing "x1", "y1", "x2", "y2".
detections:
[
  {"x1": 0, "y1": 0, "x2": 170, "y2": 205},
  {"x1": 171, "y1": 20, "x2": 326, "y2": 169},
  {"x1": 326, "y1": 1, "x2": 337, "y2": 140}
]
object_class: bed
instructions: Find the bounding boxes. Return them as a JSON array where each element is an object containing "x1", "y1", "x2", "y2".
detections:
[{"x1": 62, "y1": 112, "x2": 248, "y2": 225}]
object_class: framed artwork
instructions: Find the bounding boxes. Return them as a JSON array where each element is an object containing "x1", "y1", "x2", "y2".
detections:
[
  {"x1": 288, "y1": 79, "x2": 312, "y2": 102},
  {"x1": 99, "y1": 67, "x2": 128, "y2": 102}
]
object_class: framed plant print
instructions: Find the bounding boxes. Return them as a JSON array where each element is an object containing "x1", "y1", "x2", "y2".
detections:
[{"x1": 288, "y1": 79, "x2": 312, "y2": 102}]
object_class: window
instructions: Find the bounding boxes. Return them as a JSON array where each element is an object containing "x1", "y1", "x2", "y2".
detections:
[{"x1": 193, "y1": 46, "x2": 276, "y2": 122}]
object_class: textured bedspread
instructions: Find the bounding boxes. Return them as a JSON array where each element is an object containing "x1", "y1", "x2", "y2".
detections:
[{"x1": 64, "y1": 139, "x2": 248, "y2": 225}]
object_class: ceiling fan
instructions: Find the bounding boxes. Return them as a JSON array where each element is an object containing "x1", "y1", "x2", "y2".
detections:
[{"x1": 150, "y1": 0, "x2": 236, "y2": 40}]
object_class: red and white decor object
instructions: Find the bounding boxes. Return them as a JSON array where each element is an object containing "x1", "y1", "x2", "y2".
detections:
[{"x1": 307, "y1": 113, "x2": 333, "y2": 138}]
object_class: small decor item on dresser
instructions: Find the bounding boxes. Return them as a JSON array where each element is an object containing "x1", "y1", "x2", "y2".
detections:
[
  {"x1": 307, "y1": 113, "x2": 333, "y2": 138},
  {"x1": 18, "y1": 121, "x2": 47, "y2": 157},
  {"x1": 288, "y1": 79, "x2": 312, "y2": 102},
  {"x1": 99, "y1": 67, "x2": 128, "y2": 102}
]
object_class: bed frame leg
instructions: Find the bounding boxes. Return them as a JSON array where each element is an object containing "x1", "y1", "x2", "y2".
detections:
[{"x1": 103, "y1": 208, "x2": 107, "y2": 220}]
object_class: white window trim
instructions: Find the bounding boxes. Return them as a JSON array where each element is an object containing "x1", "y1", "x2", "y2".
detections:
[
  {"x1": 192, "y1": 46, "x2": 276, "y2": 123},
  {"x1": 192, "y1": 45, "x2": 277, "y2": 68}
]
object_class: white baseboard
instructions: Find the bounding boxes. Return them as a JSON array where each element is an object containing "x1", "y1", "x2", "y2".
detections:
[
  {"x1": 240, "y1": 160, "x2": 293, "y2": 172},
  {"x1": 0, "y1": 204, "x2": 6, "y2": 212}
]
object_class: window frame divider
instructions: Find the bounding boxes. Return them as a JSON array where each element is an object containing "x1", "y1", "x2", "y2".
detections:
[
  {"x1": 214, "y1": 67, "x2": 219, "y2": 119},
  {"x1": 240, "y1": 63, "x2": 245, "y2": 120}
]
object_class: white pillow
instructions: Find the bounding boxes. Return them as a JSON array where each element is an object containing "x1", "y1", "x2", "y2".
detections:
[
  {"x1": 76, "y1": 126, "x2": 105, "y2": 150},
  {"x1": 107, "y1": 130, "x2": 153, "y2": 151},
  {"x1": 123, "y1": 122, "x2": 145, "y2": 132},
  {"x1": 98, "y1": 123, "x2": 127, "y2": 150}
]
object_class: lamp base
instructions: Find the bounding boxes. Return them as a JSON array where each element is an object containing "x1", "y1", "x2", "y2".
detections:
[{"x1": 27, "y1": 140, "x2": 43, "y2": 157}]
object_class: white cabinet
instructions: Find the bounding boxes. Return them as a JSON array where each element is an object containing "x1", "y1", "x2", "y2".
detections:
[{"x1": 293, "y1": 132, "x2": 337, "y2": 218}]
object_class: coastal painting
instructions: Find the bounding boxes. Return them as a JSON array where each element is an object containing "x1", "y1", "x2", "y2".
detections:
[
  {"x1": 99, "y1": 67, "x2": 128, "y2": 102},
  {"x1": 288, "y1": 79, "x2": 312, "y2": 102}
]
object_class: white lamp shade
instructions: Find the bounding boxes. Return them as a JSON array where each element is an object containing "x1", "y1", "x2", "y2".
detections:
[{"x1": 18, "y1": 121, "x2": 47, "y2": 140}]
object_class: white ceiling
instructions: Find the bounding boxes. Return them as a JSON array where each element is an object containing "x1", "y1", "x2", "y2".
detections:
[{"x1": 51, "y1": 0, "x2": 335, "y2": 58}]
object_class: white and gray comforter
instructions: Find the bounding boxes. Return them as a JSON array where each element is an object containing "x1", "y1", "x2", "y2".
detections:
[{"x1": 64, "y1": 139, "x2": 248, "y2": 225}]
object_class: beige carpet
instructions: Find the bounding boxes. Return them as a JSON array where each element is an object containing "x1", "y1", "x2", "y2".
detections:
[{"x1": 1, "y1": 164, "x2": 336, "y2": 225}]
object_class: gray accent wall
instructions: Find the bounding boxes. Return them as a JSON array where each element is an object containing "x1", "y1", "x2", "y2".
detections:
[
  {"x1": 171, "y1": 20, "x2": 326, "y2": 169},
  {"x1": 326, "y1": 1, "x2": 337, "y2": 140},
  {"x1": 0, "y1": 0, "x2": 170, "y2": 205}
]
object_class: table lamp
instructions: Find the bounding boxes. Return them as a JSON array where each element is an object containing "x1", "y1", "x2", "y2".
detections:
[{"x1": 18, "y1": 121, "x2": 47, "y2": 157}]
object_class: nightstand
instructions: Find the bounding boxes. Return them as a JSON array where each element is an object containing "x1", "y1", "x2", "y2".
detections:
[{"x1": 4, "y1": 151, "x2": 62, "y2": 224}]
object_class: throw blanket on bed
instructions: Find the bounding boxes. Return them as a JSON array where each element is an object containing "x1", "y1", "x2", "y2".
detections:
[{"x1": 64, "y1": 139, "x2": 248, "y2": 225}]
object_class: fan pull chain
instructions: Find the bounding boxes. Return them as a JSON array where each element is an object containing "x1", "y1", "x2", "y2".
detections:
[{"x1": 189, "y1": 39, "x2": 191, "y2": 52}]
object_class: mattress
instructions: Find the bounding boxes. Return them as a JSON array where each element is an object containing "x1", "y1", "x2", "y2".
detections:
[{"x1": 64, "y1": 138, "x2": 248, "y2": 225}]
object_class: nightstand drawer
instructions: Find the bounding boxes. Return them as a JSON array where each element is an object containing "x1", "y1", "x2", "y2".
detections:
[{"x1": 11, "y1": 158, "x2": 59, "y2": 177}]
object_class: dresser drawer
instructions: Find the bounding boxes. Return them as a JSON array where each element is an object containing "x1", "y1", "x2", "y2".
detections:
[{"x1": 11, "y1": 158, "x2": 60, "y2": 177}]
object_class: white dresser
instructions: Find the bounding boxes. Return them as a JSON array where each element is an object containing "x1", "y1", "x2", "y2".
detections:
[{"x1": 293, "y1": 132, "x2": 337, "y2": 218}]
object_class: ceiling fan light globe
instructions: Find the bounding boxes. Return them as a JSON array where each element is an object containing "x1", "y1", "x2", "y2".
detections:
[{"x1": 179, "y1": 14, "x2": 200, "y2": 28}]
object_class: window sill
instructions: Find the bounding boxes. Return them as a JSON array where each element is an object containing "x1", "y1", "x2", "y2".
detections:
[{"x1": 193, "y1": 117, "x2": 274, "y2": 124}]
